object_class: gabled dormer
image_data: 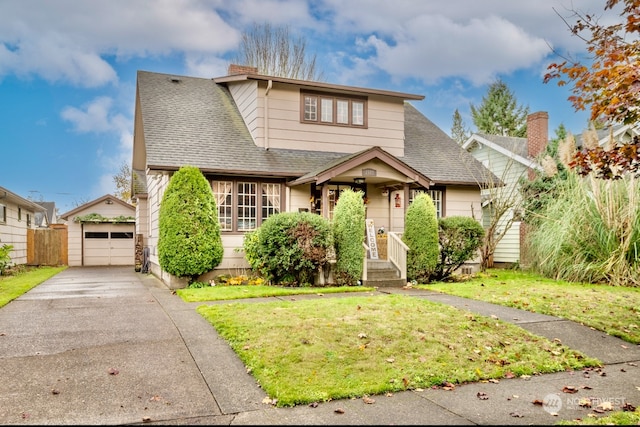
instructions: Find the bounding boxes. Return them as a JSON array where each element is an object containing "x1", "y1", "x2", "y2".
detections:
[{"x1": 213, "y1": 65, "x2": 424, "y2": 157}]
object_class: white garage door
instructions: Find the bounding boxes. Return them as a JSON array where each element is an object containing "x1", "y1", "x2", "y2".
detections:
[{"x1": 83, "y1": 223, "x2": 135, "y2": 266}]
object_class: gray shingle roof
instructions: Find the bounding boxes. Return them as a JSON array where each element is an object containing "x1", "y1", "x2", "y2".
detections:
[
  {"x1": 474, "y1": 133, "x2": 528, "y2": 158},
  {"x1": 136, "y1": 71, "x2": 493, "y2": 187}
]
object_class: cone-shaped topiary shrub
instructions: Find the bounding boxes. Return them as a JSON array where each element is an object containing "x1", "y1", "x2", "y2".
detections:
[
  {"x1": 402, "y1": 192, "x2": 439, "y2": 283},
  {"x1": 332, "y1": 188, "x2": 366, "y2": 285},
  {"x1": 158, "y1": 165, "x2": 223, "y2": 283}
]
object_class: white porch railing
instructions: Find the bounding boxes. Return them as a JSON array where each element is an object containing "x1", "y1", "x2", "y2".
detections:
[
  {"x1": 361, "y1": 233, "x2": 409, "y2": 281},
  {"x1": 387, "y1": 232, "x2": 409, "y2": 280}
]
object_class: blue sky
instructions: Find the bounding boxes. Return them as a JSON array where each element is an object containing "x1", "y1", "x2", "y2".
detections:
[{"x1": 1, "y1": 0, "x2": 617, "y2": 213}]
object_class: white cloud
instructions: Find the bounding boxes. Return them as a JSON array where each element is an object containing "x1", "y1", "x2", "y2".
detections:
[{"x1": 0, "y1": 0, "x2": 240, "y2": 86}]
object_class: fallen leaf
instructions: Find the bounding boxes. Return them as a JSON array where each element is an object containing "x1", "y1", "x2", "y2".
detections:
[
  {"x1": 597, "y1": 401, "x2": 613, "y2": 411},
  {"x1": 142, "y1": 416, "x2": 151, "y2": 423},
  {"x1": 488, "y1": 379, "x2": 499, "y2": 384},
  {"x1": 587, "y1": 413, "x2": 598, "y2": 418},
  {"x1": 621, "y1": 344, "x2": 629, "y2": 349},
  {"x1": 108, "y1": 368, "x2": 119, "y2": 375},
  {"x1": 532, "y1": 399, "x2": 544, "y2": 406},
  {"x1": 149, "y1": 395, "x2": 162, "y2": 402},
  {"x1": 363, "y1": 396, "x2": 375, "y2": 404},
  {"x1": 562, "y1": 386, "x2": 579, "y2": 394},
  {"x1": 334, "y1": 408, "x2": 345, "y2": 414},
  {"x1": 442, "y1": 381, "x2": 456, "y2": 391},
  {"x1": 581, "y1": 385, "x2": 593, "y2": 390},
  {"x1": 504, "y1": 372, "x2": 515, "y2": 379},
  {"x1": 510, "y1": 412, "x2": 523, "y2": 418},
  {"x1": 622, "y1": 402, "x2": 636, "y2": 412},
  {"x1": 578, "y1": 398, "x2": 592, "y2": 408},
  {"x1": 358, "y1": 333, "x2": 367, "y2": 339},
  {"x1": 490, "y1": 314, "x2": 498, "y2": 319},
  {"x1": 309, "y1": 402, "x2": 318, "y2": 408},
  {"x1": 477, "y1": 392, "x2": 489, "y2": 400},
  {"x1": 51, "y1": 389, "x2": 60, "y2": 395},
  {"x1": 386, "y1": 358, "x2": 395, "y2": 363},
  {"x1": 402, "y1": 377, "x2": 409, "y2": 388}
]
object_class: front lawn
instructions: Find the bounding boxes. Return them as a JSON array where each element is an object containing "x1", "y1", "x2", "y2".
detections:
[
  {"x1": 0, "y1": 265, "x2": 67, "y2": 308},
  {"x1": 424, "y1": 269, "x2": 640, "y2": 344},
  {"x1": 197, "y1": 294, "x2": 600, "y2": 407},
  {"x1": 177, "y1": 284, "x2": 375, "y2": 302}
]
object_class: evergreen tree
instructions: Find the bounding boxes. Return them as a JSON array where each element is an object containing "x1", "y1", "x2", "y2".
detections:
[
  {"x1": 402, "y1": 192, "x2": 439, "y2": 283},
  {"x1": 470, "y1": 79, "x2": 529, "y2": 137},
  {"x1": 332, "y1": 188, "x2": 366, "y2": 285},
  {"x1": 157, "y1": 165, "x2": 223, "y2": 283},
  {"x1": 451, "y1": 109, "x2": 470, "y2": 144}
]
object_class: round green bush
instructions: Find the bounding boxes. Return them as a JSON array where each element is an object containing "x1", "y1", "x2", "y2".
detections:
[
  {"x1": 243, "y1": 211, "x2": 331, "y2": 286},
  {"x1": 158, "y1": 165, "x2": 223, "y2": 282},
  {"x1": 434, "y1": 216, "x2": 484, "y2": 281}
]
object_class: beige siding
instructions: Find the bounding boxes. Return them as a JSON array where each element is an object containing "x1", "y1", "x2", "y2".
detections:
[
  {"x1": 145, "y1": 172, "x2": 170, "y2": 273},
  {"x1": 66, "y1": 200, "x2": 135, "y2": 267},
  {"x1": 0, "y1": 202, "x2": 37, "y2": 265},
  {"x1": 444, "y1": 186, "x2": 482, "y2": 220},
  {"x1": 231, "y1": 82, "x2": 406, "y2": 156},
  {"x1": 228, "y1": 81, "x2": 259, "y2": 144}
]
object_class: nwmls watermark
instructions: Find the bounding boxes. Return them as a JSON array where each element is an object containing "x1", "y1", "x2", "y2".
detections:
[
  {"x1": 566, "y1": 396, "x2": 626, "y2": 411},
  {"x1": 543, "y1": 393, "x2": 627, "y2": 414}
]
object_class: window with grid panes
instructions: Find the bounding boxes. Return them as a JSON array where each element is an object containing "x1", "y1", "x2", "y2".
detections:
[
  {"x1": 211, "y1": 179, "x2": 282, "y2": 232},
  {"x1": 301, "y1": 91, "x2": 367, "y2": 128},
  {"x1": 410, "y1": 189, "x2": 443, "y2": 218}
]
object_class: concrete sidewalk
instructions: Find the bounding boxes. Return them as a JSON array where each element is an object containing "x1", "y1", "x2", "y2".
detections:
[{"x1": 0, "y1": 267, "x2": 638, "y2": 425}]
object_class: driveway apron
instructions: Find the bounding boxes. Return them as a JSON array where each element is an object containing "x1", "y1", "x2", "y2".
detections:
[{"x1": 0, "y1": 266, "x2": 264, "y2": 425}]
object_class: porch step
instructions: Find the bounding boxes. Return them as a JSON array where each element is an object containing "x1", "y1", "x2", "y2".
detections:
[{"x1": 363, "y1": 260, "x2": 407, "y2": 288}]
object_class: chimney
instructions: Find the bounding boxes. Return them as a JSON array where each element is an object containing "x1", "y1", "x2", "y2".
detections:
[
  {"x1": 228, "y1": 64, "x2": 259, "y2": 75},
  {"x1": 527, "y1": 111, "x2": 548, "y2": 158}
]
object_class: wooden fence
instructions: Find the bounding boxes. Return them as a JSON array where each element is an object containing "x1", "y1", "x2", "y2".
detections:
[{"x1": 27, "y1": 224, "x2": 68, "y2": 266}]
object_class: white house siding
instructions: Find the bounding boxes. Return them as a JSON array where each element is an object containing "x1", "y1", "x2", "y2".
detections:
[
  {"x1": 0, "y1": 202, "x2": 36, "y2": 265},
  {"x1": 231, "y1": 82, "x2": 406, "y2": 157},
  {"x1": 145, "y1": 172, "x2": 169, "y2": 277},
  {"x1": 468, "y1": 144, "x2": 528, "y2": 264}
]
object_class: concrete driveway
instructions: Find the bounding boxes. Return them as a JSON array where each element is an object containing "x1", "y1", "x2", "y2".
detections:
[{"x1": 0, "y1": 266, "x2": 265, "y2": 425}]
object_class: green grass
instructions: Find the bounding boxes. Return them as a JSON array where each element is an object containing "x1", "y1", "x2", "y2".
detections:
[
  {"x1": 198, "y1": 294, "x2": 600, "y2": 407},
  {"x1": 0, "y1": 266, "x2": 67, "y2": 308},
  {"x1": 423, "y1": 269, "x2": 640, "y2": 344},
  {"x1": 556, "y1": 409, "x2": 640, "y2": 425},
  {"x1": 177, "y1": 284, "x2": 375, "y2": 302}
]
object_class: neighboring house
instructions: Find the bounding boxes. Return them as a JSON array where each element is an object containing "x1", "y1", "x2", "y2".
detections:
[
  {"x1": 574, "y1": 123, "x2": 640, "y2": 148},
  {"x1": 34, "y1": 201, "x2": 59, "y2": 228},
  {"x1": 461, "y1": 112, "x2": 549, "y2": 265},
  {"x1": 59, "y1": 195, "x2": 136, "y2": 267},
  {"x1": 0, "y1": 186, "x2": 45, "y2": 266},
  {"x1": 132, "y1": 66, "x2": 493, "y2": 286}
]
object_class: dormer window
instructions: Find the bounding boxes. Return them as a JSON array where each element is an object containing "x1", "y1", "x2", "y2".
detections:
[{"x1": 301, "y1": 91, "x2": 367, "y2": 128}]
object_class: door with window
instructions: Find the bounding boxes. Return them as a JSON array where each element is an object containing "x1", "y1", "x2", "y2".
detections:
[{"x1": 83, "y1": 223, "x2": 135, "y2": 266}]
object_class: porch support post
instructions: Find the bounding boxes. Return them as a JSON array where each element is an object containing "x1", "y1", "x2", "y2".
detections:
[
  {"x1": 403, "y1": 183, "x2": 410, "y2": 215},
  {"x1": 321, "y1": 182, "x2": 329, "y2": 218}
]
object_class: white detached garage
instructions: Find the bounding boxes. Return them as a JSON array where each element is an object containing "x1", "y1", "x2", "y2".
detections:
[{"x1": 60, "y1": 195, "x2": 136, "y2": 267}]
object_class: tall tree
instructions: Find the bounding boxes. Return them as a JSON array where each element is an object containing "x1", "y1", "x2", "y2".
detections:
[
  {"x1": 451, "y1": 108, "x2": 470, "y2": 144},
  {"x1": 113, "y1": 161, "x2": 132, "y2": 203},
  {"x1": 470, "y1": 79, "x2": 530, "y2": 137},
  {"x1": 545, "y1": 0, "x2": 640, "y2": 178},
  {"x1": 233, "y1": 22, "x2": 323, "y2": 81}
]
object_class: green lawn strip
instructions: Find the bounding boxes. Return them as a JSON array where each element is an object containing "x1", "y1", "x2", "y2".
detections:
[
  {"x1": 197, "y1": 294, "x2": 600, "y2": 407},
  {"x1": 177, "y1": 284, "x2": 375, "y2": 302},
  {"x1": 556, "y1": 409, "x2": 640, "y2": 425},
  {"x1": 423, "y1": 269, "x2": 640, "y2": 344},
  {"x1": 0, "y1": 266, "x2": 67, "y2": 308}
]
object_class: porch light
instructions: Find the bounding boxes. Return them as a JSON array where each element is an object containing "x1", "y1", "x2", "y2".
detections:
[
  {"x1": 381, "y1": 188, "x2": 389, "y2": 197},
  {"x1": 354, "y1": 178, "x2": 365, "y2": 185}
]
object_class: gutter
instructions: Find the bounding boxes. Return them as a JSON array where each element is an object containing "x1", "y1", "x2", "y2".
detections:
[{"x1": 264, "y1": 79, "x2": 272, "y2": 150}]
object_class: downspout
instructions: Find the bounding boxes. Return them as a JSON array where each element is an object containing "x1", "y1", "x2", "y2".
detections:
[{"x1": 264, "y1": 79, "x2": 273, "y2": 150}]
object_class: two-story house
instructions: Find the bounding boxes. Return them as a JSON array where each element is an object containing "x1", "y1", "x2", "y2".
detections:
[{"x1": 132, "y1": 65, "x2": 493, "y2": 287}]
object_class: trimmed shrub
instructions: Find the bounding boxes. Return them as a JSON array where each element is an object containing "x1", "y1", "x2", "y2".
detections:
[
  {"x1": 0, "y1": 244, "x2": 13, "y2": 275},
  {"x1": 243, "y1": 211, "x2": 331, "y2": 286},
  {"x1": 433, "y1": 216, "x2": 484, "y2": 281},
  {"x1": 403, "y1": 192, "x2": 439, "y2": 283},
  {"x1": 158, "y1": 165, "x2": 223, "y2": 283},
  {"x1": 332, "y1": 188, "x2": 366, "y2": 285}
]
